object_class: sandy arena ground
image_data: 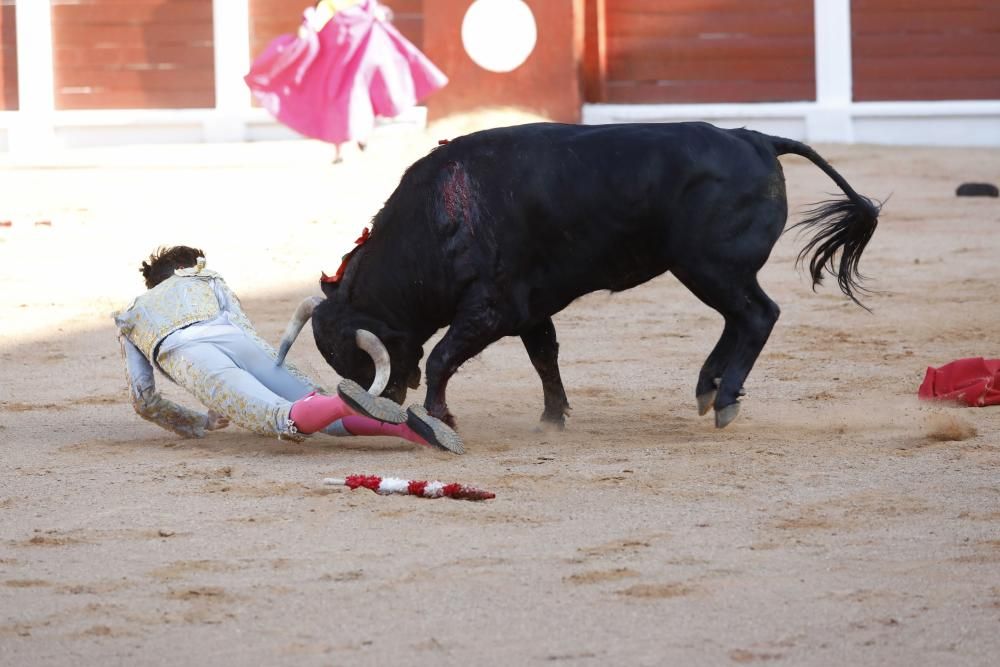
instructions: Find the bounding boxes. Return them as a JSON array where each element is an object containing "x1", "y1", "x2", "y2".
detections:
[{"x1": 1, "y1": 112, "x2": 999, "y2": 665}]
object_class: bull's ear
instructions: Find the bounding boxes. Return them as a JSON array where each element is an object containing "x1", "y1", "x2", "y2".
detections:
[{"x1": 320, "y1": 279, "x2": 340, "y2": 299}]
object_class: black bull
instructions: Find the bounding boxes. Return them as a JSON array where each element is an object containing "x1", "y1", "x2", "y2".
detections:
[{"x1": 279, "y1": 122, "x2": 880, "y2": 430}]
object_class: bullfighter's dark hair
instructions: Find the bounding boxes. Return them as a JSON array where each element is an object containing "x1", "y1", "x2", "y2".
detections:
[{"x1": 140, "y1": 245, "x2": 205, "y2": 289}]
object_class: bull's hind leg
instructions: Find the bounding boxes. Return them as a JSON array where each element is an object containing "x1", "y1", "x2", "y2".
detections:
[
  {"x1": 520, "y1": 318, "x2": 571, "y2": 428},
  {"x1": 713, "y1": 280, "x2": 779, "y2": 428},
  {"x1": 675, "y1": 270, "x2": 780, "y2": 428},
  {"x1": 694, "y1": 324, "x2": 738, "y2": 416}
]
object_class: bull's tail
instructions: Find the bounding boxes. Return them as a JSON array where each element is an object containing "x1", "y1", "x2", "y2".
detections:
[{"x1": 769, "y1": 136, "x2": 882, "y2": 310}]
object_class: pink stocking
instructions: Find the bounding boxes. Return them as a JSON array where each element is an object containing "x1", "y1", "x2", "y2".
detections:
[
  {"x1": 289, "y1": 393, "x2": 354, "y2": 434},
  {"x1": 340, "y1": 415, "x2": 429, "y2": 447}
]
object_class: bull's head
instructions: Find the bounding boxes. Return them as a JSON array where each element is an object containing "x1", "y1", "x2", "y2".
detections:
[{"x1": 276, "y1": 296, "x2": 421, "y2": 403}]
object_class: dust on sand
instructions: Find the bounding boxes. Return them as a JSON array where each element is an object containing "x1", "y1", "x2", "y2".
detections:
[
  {"x1": 2, "y1": 112, "x2": 999, "y2": 665},
  {"x1": 924, "y1": 412, "x2": 978, "y2": 441}
]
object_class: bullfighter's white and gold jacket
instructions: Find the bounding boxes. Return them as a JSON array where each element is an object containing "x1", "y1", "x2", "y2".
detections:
[{"x1": 113, "y1": 259, "x2": 315, "y2": 438}]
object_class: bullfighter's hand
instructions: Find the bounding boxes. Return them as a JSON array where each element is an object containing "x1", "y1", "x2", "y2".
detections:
[{"x1": 205, "y1": 410, "x2": 230, "y2": 431}]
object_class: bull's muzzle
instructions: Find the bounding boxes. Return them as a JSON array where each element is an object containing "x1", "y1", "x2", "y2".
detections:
[{"x1": 276, "y1": 296, "x2": 391, "y2": 396}]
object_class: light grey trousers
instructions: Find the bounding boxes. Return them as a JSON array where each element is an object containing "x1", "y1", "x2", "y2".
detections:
[{"x1": 158, "y1": 323, "x2": 330, "y2": 437}]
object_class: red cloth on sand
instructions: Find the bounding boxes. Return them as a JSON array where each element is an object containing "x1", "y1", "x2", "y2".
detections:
[{"x1": 917, "y1": 357, "x2": 1000, "y2": 407}]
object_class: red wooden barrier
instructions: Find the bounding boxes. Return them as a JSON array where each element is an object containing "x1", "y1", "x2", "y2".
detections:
[
  {"x1": 852, "y1": 0, "x2": 1000, "y2": 101},
  {"x1": 51, "y1": 0, "x2": 215, "y2": 110},
  {"x1": 1, "y1": 2, "x2": 16, "y2": 110},
  {"x1": 599, "y1": 0, "x2": 816, "y2": 104}
]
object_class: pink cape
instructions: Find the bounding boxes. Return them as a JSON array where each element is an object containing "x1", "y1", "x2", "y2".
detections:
[
  {"x1": 245, "y1": 0, "x2": 448, "y2": 144},
  {"x1": 917, "y1": 357, "x2": 1000, "y2": 407}
]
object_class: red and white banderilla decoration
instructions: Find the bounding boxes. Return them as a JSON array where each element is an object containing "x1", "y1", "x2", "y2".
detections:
[{"x1": 323, "y1": 475, "x2": 495, "y2": 501}]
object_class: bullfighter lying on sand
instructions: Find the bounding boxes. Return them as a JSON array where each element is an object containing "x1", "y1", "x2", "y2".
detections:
[{"x1": 113, "y1": 245, "x2": 463, "y2": 453}]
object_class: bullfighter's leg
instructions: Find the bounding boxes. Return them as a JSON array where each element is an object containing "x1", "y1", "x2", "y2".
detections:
[
  {"x1": 328, "y1": 413, "x2": 464, "y2": 454},
  {"x1": 520, "y1": 318, "x2": 571, "y2": 428},
  {"x1": 158, "y1": 340, "x2": 303, "y2": 437},
  {"x1": 424, "y1": 299, "x2": 505, "y2": 428},
  {"x1": 159, "y1": 337, "x2": 404, "y2": 437}
]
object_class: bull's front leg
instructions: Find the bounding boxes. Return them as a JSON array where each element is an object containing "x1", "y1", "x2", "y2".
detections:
[
  {"x1": 520, "y1": 318, "x2": 570, "y2": 428},
  {"x1": 424, "y1": 301, "x2": 504, "y2": 428}
]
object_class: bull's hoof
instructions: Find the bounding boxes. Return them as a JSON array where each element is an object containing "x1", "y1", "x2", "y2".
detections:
[
  {"x1": 424, "y1": 402, "x2": 456, "y2": 429},
  {"x1": 539, "y1": 409, "x2": 568, "y2": 430},
  {"x1": 431, "y1": 409, "x2": 457, "y2": 429},
  {"x1": 535, "y1": 417, "x2": 566, "y2": 433},
  {"x1": 714, "y1": 402, "x2": 741, "y2": 429},
  {"x1": 696, "y1": 390, "x2": 716, "y2": 416},
  {"x1": 383, "y1": 384, "x2": 408, "y2": 405}
]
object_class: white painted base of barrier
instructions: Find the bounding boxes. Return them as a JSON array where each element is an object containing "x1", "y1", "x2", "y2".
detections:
[
  {"x1": 0, "y1": 106, "x2": 428, "y2": 157},
  {"x1": 583, "y1": 101, "x2": 1000, "y2": 147}
]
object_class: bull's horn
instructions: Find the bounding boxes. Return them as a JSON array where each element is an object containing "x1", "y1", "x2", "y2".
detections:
[
  {"x1": 355, "y1": 329, "x2": 390, "y2": 395},
  {"x1": 276, "y1": 296, "x2": 323, "y2": 365}
]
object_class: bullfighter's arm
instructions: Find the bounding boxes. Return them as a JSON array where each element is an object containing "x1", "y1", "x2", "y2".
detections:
[
  {"x1": 119, "y1": 335, "x2": 224, "y2": 438},
  {"x1": 212, "y1": 278, "x2": 323, "y2": 392}
]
